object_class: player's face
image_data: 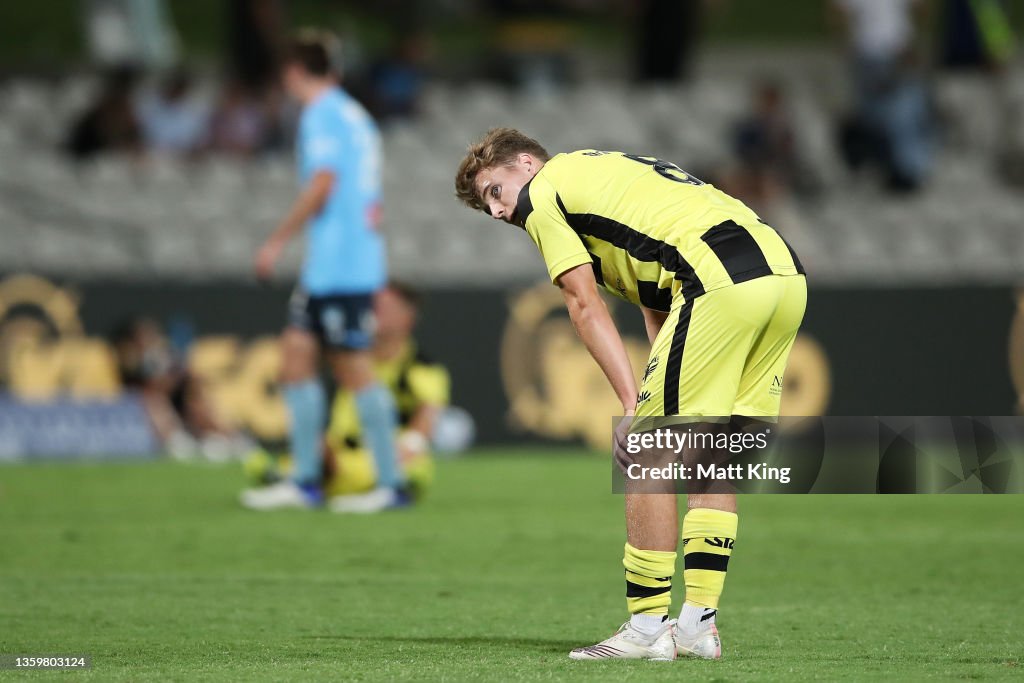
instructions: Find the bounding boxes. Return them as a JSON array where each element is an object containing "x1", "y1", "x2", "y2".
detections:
[{"x1": 475, "y1": 155, "x2": 537, "y2": 225}]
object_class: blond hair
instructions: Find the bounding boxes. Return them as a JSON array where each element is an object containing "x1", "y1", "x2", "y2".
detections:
[{"x1": 454, "y1": 128, "x2": 549, "y2": 211}]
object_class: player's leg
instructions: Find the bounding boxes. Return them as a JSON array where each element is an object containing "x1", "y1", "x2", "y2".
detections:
[
  {"x1": 678, "y1": 274, "x2": 806, "y2": 653},
  {"x1": 622, "y1": 495, "x2": 678, "y2": 617},
  {"x1": 280, "y1": 326, "x2": 327, "y2": 492},
  {"x1": 241, "y1": 286, "x2": 327, "y2": 509},
  {"x1": 241, "y1": 323, "x2": 326, "y2": 510},
  {"x1": 569, "y1": 305, "x2": 686, "y2": 661},
  {"x1": 319, "y1": 293, "x2": 405, "y2": 513},
  {"x1": 625, "y1": 301, "x2": 690, "y2": 634},
  {"x1": 329, "y1": 349, "x2": 402, "y2": 487},
  {"x1": 569, "y1": 498, "x2": 679, "y2": 659},
  {"x1": 657, "y1": 282, "x2": 780, "y2": 658},
  {"x1": 573, "y1": 294, "x2": 741, "y2": 660},
  {"x1": 675, "y1": 499, "x2": 737, "y2": 659}
]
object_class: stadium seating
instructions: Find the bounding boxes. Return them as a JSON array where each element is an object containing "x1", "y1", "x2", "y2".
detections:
[{"x1": 0, "y1": 72, "x2": 1021, "y2": 285}]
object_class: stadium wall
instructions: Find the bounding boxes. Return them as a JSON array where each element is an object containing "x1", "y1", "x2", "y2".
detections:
[{"x1": 0, "y1": 274, "x2": 1018, "y2": 450}]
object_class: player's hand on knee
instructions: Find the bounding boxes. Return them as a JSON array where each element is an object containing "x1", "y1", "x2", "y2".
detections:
[{"x1": 613, "y1": 412, "x2": 635, "y2": 473}]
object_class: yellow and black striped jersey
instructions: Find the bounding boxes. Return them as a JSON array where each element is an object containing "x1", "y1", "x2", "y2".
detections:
[
  {"x1": 516, "y1": 150, "x2": 804, "y2": 311},
  {"x1": 327, "y1": 342, "x2": 450, "y2": 450}
]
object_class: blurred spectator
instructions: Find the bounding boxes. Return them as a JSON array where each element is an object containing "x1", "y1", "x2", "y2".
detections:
[
  {"x1": 831, "y1": 0, "x2": 935, "y2": 192},
  {"x1": 136, "y1": 69, "x2": 209, "y2": 156},
  {"x1": 112, "y1": 316, "x2": 183, "y2": 443},
  {"x1": 113, "y1": 316, "x2": 251, "y2": 460},
  {"x1": 723, "y1": 81, "x2": 800, "y2": 209},
  {"x1": 365, "y1": 33, "x2": 431, "y2": 124},
  {"x1": 207, "y1": 80, "x2": 273, "y2": 156},
  {"x1": 226, "y1": 0, "x2": 285, "y2": 91},
  {"x1": 935, "y1": 1, "x2": 1020, "y2": 187},
  {"x1": 168, "y1": 373, "x2": 254, "y2": 463},
  {"x1": 64, "y1": 66, "x2": 142, "y2": 159},
  {"x1": 717, "y1": 81, "x2": 821, "y2": 264},
  {"x1": 939, "y1": 0, "x2": 1016, "y2": 71},
  {"x1": 84, "y1": 0, "x2": 179, "y2": 69}
]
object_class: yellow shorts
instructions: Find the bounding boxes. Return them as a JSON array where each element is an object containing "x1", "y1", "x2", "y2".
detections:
[{"x1": 635, "y1": 274, "x2": 807, "y2": 419}]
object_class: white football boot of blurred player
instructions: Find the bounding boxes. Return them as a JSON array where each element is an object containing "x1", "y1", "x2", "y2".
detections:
[
  {"x1": 567, "y1": 620, "x2": 676, "y2": 661},
  {"x1": 673, "y1": 617, "x2": 722, "y2": 659},
  {"x1": 328, "y1": 486, "x2": 409, "y2": 514},
  {"x1": 240, "y1": 481, "x2": 317, "y2": 510}
]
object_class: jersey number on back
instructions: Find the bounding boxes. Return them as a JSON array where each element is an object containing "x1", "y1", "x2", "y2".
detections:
[{"x1": 622, "y1": 153, "x2": 704, "y2": 186}]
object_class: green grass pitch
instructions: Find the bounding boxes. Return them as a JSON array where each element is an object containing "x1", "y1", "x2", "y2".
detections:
[{"x1": 1, "y1": 450, "x2": 1022, "y2": 681}]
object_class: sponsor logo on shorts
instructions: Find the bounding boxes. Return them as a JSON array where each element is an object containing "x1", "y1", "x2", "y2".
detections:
[
  {"x1": 769, "y1": 375, "x2": 783, "y2": 397},
  {"x1": 643, "y1": 357, "x2": 660, "y2": 383}
]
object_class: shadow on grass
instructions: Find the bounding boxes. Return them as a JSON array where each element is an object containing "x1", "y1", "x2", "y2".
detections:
[{"x1": 303, "y1": 634, "x2": 581, "y2": 654}]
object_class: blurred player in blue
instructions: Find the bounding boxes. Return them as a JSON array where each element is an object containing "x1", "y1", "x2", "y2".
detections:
[{"x1": 242, "y1": 30, "x2": 406, "y2": 513}]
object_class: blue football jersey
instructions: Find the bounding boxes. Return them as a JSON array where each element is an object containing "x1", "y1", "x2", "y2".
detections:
[{"x1": 297, "y1": 87, "x2": 385, "y2": 295}]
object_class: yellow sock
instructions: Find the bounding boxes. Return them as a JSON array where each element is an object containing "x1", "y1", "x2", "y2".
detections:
[
  {"x1": 623, "y1": 542, "x2": 677, "y2": 615},
  {"x1": 681, "y1": 508, "x2": 738, "y2": 610}
]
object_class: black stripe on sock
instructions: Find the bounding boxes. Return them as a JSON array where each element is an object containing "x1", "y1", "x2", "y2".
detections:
[
  {"x1": 662, "y1": 299, "x2": 693, "y2": 415},
  {"x1": 700, "y1": 609, "x2": 717, "y2": 622},
  {"x1": 625, "y1": 580, "x2": 672, "y2": 599},
  {"x1": 700, "y1": 220, "x2": 772, "y2": 284},
  {"x1": 684, "y1": 552, "x2": 730, "y2": 572}
]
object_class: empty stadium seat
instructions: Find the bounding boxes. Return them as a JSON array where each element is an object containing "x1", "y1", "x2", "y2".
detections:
[{"x1": 0, "y1": 75, "x2": 1019, "y2": 287}]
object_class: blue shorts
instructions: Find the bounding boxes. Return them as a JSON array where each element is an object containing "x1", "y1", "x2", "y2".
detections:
[{"x1": 286, "y1": 288, "x2": 376, "y2": 351}]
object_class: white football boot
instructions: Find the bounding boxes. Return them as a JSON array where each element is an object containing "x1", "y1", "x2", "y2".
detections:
[
  {"x1": 568, "y1": 620, "x2": 676, "y2": 661},
  {"x1": 673, "y1": 618, "x2": 722, "y2": 659},
  {"x1": 328, "y1": 486, "x2": 410, "y2": 514},
  {"x1": 240, "y1": 481, "x2": 318, "y2": 510}
]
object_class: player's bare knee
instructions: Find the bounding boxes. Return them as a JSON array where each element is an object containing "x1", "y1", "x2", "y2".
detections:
[
  {"x1": 329, "y1": 350, "x2": 374, "y2": 390},
  {"x1": 280, "y1": 328, "x2": 318, "y2": 384}
]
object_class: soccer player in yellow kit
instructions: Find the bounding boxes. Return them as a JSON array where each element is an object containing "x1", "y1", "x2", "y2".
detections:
[{"x1": 455, "y1": 129, "x2": 806, "y2": 661}]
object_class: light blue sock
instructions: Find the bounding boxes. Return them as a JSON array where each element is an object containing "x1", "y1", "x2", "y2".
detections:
[
  {"x1": 355, "y1": 383, "x2": 403, "y2": 489},
  {"x1": 283, "y1": 380, "x2": 326, "y2": 487}
]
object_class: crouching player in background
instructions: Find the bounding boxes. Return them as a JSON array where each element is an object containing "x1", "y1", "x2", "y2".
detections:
[
  {"x1": 324, "y1": 282, "x2": 446, "y2": 509},
  {"x1": 245, "y1": 282, "x2": 448, "y2": 509}
]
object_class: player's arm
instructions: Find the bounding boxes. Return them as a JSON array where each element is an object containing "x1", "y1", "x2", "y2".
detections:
[
  {"x1": 641, "y1": 306, "x2": 668, "y2": 346},
  {"x1": 399, "y1": 364, "x2": 449, "y2": 459},
  {"x1": 557, "y1": 263, "x2": 638, "y2": 414},
  {"x1": 406, "y1": 362, "x2": 450, "y2": 437},
  {"x1": 255, "y1": 170, "x2": 336, "y2": 279},
  {"x1": 407, "y1": 404, "x2": 439, "y2": 438},
  {"x1": 396, "y1": 404, "x2": 439, "y2": 460},
  {"x1": 520, "y1": 175, "x2": 635, "y2": 410}
]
